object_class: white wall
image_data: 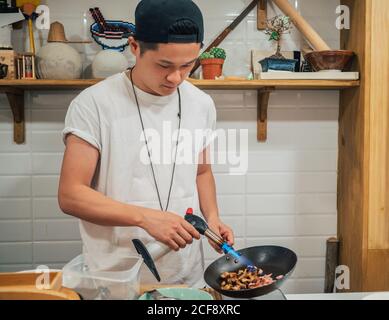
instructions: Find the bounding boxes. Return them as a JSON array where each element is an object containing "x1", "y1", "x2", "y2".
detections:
[{"x1": 0, "y1": 0, "x2": 340, "y2": 294}]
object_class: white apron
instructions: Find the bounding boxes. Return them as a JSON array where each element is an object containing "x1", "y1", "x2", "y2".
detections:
[{"x1": 63, "y1": 72, "x2": 217, "y2": 288}]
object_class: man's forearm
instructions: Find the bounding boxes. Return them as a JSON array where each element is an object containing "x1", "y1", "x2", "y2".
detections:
[
  {"x1": 58, "y1": 184, "x2": 150, "y2": 227},
  {"x1": 196, "y1": 169, "x2": 220, "y2": 222}
]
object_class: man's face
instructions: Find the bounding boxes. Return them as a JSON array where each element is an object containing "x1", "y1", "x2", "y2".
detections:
[{"x1": 130, "y1": 38, "x2": 201, "y2": 96}]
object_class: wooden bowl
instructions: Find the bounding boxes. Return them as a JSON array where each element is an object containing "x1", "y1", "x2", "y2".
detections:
[{"x1": 303, "y1": 50, "x2": 355, "y2": 72}]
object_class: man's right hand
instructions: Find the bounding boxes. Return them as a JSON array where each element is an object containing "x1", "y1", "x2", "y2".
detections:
[{"x1": 139, "y1": 209, "x2": 201, "y2": 251}]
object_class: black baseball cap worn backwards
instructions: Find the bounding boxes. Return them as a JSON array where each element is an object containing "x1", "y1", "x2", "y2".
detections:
[{"x1": 135, "y1": 0, "x2": 204, "y2": 44}]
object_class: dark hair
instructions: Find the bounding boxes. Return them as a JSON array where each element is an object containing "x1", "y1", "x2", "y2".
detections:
[
  {"x1": 137, "y1": 19, "x2": 204, "y2": 55},
  {"x1": 138, "y1": 41, "x2": 159, "y2": 55}
]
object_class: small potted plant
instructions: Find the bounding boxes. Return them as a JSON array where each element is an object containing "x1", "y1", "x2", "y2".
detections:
[
  {"x1": 199, "y1": 47, "x2": 226, "y2": 80},
  {"x1": 264, "y1": 15, "x2": 292, "y2": 59},
  {"x1": 259, "y1": 15, "x2": 297, "y2": 72}
]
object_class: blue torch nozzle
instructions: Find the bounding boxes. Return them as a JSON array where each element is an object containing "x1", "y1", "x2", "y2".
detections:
[{"x1": 221, "y1": 242, "x2": 241, "y2": 260}]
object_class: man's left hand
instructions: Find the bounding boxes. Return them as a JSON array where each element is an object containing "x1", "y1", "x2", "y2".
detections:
[{"x1": 206, "y1": 216, "x2": 235, "y2": 254}]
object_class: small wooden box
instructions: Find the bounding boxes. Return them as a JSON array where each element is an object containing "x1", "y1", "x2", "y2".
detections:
[
  {"x1": 0, "y1": 49, "x2": 16, "y2": 80},
  {"x1": 16, "y1": 52, "x2": 36, "y2": 80}
]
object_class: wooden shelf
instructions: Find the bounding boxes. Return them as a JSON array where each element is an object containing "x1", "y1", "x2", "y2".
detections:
[
  {"x1": 0, "y1": 78, "x2": 360, "y2": 89},
  {"x1": 189, "y1": 79, "x2": 359, "y2": 90},
  {"x1": 0, "y1": 79, "x2": 101, "y2": 90},
  {"x1": 0, "y1": 78, "x2": 360, "y2": 144}
]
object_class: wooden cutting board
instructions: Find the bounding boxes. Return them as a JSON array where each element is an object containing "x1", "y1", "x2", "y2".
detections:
[{"x1": 0, "y1": 272, "x2": 80, "y2": 300}]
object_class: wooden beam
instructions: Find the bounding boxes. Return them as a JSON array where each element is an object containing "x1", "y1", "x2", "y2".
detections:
[
  {"x1": 338, "y1": 0, "x2": 389, "y2": 291},
  {"x1": 338, "y1": 0, "x2": 367, "y2": 291},
  {"x1": 190, "y1": 0, "x2": 260, "y2": 76},
  {"x1": 257, "y1": 0, "x2": 268, "y2": 30},
  {"x1": 324, "y1": 237, "x2": 339, "y2": 293},
  {"x1": 272, "y1": 0, "x2": 331, "y2": 51}
]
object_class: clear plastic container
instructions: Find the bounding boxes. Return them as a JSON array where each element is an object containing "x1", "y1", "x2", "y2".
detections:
[{"x1": 62, "y1": 253, "x2": 143, "y2": 300}]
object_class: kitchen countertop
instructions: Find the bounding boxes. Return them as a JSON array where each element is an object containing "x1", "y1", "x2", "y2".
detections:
[
  {"x1": 222, "y1": 290, "x2": 389, "y2": 300},
  {"x1": 285, "y1": 292, "x2": 389, "y2": 300},
  {"x1": 12, "y1": 270, "x2": 389, "y2": 300}
]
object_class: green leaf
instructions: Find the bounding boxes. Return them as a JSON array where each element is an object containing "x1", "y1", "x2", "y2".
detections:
[{"x1": 271, "y1": 31, "x2": 280, "y2": 41}]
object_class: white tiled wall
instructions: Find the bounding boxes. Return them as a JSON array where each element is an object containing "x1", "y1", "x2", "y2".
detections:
[{"x1": 0, "y1": 0, "x2": 340, "y2": 294}]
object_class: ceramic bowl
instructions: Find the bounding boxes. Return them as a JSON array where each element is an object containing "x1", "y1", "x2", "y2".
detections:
[
  {"x1": 139, "y1": 287, "x2": 214, "y2": 300},
  {"x1": 303, "y1": 50, "x2": 355, "y2": 72}
]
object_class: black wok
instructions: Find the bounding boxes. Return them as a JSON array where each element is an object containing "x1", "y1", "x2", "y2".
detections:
[{"x1": 204, "y1": 245, "x2": 297, "y2": 299}]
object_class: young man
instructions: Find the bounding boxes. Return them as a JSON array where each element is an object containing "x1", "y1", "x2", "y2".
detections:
[{"x1": 59, "y1": 0, "x2": 234, "y2": 287}]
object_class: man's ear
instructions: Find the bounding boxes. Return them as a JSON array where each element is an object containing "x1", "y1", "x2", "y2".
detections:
[{"x1": 128, "y1": 37, "x2": 140, "y2": 56}]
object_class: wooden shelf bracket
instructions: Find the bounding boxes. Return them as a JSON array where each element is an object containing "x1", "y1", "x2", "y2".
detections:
[
  {"x1": 257, "y1": 0, "x2": 268, "y2": 30},
  {"x1": 3, "y1": 88, "x2": 25, "y2": 144},
  {"x1": 257, "y1": 87, "x2": 274, "y2": 142}
]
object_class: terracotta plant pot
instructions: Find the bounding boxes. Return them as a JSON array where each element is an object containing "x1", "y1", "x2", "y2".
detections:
[{"x1": 200, "y1": 58, "x2": 224, "y2": 80}]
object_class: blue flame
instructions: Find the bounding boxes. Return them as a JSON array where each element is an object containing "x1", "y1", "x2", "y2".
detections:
[{"x1": 221, "y1": 243, "x2": 256, "y2": 269}]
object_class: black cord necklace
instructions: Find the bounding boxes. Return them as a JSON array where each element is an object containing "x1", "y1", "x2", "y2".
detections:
[{"x1": 129, "y1": 68, "x2": 182, "y2": 212}]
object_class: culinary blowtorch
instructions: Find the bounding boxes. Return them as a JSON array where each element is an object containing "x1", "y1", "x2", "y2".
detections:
[{"x1": 132, "y1": 208, "x2": 242, "y2": 281}]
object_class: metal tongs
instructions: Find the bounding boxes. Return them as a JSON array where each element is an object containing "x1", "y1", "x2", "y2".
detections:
[
  {"x1": 185, "y1": 209, "x2": 241, "y2": 258},
  {"x1": 185, "y1": 209, "x2": 257, "y2": 272}
]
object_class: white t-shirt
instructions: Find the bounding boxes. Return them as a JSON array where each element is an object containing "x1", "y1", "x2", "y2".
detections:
[{"x1": 62, "y1": 71, "x2": 216, "y2": 287}]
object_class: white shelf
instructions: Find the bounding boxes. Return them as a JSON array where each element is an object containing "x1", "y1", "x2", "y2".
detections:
[{"x1": 259, "y1": 72, "x2": 359, "y2": 80}]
